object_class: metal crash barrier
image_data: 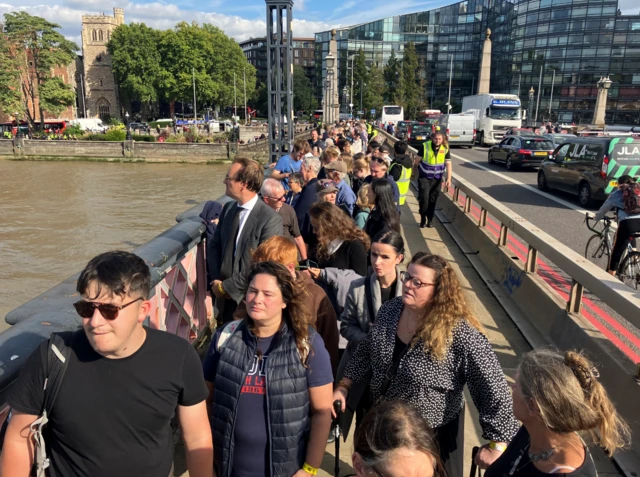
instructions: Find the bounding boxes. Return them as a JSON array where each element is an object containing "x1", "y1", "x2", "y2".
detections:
[
  {"x1": 0, "y1": 200, "x2": 218, "y2": 432},
  {"x1": 375, "y1": 127, "x2": 640, "y2": 473}
]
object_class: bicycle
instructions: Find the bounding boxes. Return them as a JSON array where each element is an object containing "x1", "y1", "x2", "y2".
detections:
[
  {"x1": 585, "y1": 213, "x2": 640, "y2": 290},
  {"x1": 584, "y1": 214, "x2": 615, "y2": 270}
]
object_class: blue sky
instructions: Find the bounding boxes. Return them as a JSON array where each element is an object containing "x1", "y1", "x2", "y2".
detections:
[{"x1": 0, "y1": 0, "x2": 636, "y2": 45}]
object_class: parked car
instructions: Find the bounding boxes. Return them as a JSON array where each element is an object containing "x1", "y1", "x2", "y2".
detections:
[
  {"x1": 438, "y1": 113, "x2": 476, "y2": 147},
  {"x1": 542, "y1": 133, "x2": 573, "y2": 146},
  {"x1": 537, "y1": 137, "x2": 640, "y2": 207},
  {"x1": 406, "y1": 122, "x2": 433, "y2": 148},
  {"x1": 129, "y1": 122, "x2": 150, "y2": 134},
  {"x1": 504, "y1": 127, "x2": 536, "y2": 137},
  {"x1": 488, "y1": 136, "x2": 555, "y2": 170}
]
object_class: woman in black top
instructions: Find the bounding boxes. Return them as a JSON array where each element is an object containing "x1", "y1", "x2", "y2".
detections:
[
  {"x1": 485, "y1": 349, "x2": 629, "y2": 477},
  {"x1": 363, "y1": 178, "x2": 401, "y2": 241},
  {"x1": 333, "y1": 252, "x2": 518, "y2": 477},
  {"x1": 307, "y1": 202, "x2": 370, "y2": 277}
]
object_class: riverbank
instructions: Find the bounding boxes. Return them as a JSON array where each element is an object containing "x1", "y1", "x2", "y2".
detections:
[{"x1": 4, "y1": 155, "x2": 234, "y2": 164}]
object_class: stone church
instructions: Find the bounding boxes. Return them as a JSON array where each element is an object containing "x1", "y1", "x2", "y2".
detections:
[{"x1": 78, "y1": 8, "x2": 123, "y2": 120}]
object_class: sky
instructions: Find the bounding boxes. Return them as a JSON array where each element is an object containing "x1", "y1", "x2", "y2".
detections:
[{"x1": 0, "y1": 0, "x2": 637, "y2": 46}]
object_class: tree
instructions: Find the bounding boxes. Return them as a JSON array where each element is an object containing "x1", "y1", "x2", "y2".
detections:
[
  {"x1": 3, "y1": 12, "x2": 78, "y2": 130},
  {"x1": 293, "y1": 66, "x2": 316, "y2": 116},
  {"x1": 383, "y1": 49, "x2": 404, "y2": 106},
  {"x1": 365, "y1": 56, "x2": 385, "y2": 115},
  {"x1": 352, "y1": 49, "x2": 367, "y2": 112},
  {"x1": 107, "y1": 23, "x2": 163, "y2": 119},
  {"x1": 0, "y1": 33, "x2": 22, "y2": 116},
  {"x1": 402, "y1": 42, "x2": 421, "y2": 119},
  {"x1": 157, "y1": 22, "x2": 256, "y2": 114}
]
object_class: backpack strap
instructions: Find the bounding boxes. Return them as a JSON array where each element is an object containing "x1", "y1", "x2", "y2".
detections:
[{"x1": 30, "y1": 332, "x2": 75, "y2": 477}]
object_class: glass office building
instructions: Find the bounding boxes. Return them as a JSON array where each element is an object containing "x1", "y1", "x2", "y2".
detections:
[{"x1": 315, "y1": 0, "x2": 640, "y2": 124}]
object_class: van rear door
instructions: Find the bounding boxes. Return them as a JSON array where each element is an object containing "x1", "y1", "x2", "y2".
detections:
[{"x1": 606, "y1": 138, "x2": 640, "y2": 194}]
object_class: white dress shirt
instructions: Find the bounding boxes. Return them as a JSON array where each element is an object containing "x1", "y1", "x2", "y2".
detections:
[{"x1": 235, "y1": 193, "x2": 259, "y2": 252}]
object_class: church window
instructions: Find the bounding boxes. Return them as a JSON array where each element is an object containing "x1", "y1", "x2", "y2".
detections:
[
  {"x1": 98, "y1": 30, "x2": 104, "y2": 42},
  {"x1": 96, "y1": 97, "x2": 111, "y2": 121},
  {"x1": 92, "y1": 30, "x2": 97, "y2": 41}
]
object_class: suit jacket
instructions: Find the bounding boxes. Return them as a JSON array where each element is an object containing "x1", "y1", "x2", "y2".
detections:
[{"x1": 208, "y1": 198, "x2": 282, "y2": 304}]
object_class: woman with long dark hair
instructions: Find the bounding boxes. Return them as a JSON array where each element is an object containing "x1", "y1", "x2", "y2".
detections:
[
  {"x1": 363, "y1": 178, "x2": 401, "y2": 241},
  {"x1": 333, "y1": 252, "x2": 518, "y2": 476},
  {"x1": 203, "y1": 261, "x2": 334, "y2": 477}
]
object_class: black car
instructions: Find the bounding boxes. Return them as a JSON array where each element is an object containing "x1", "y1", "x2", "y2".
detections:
[
  {"x1": 129, "y1": 122, "x2": 150, "y2": 134},
  {"x1": 406, "y1": 123, "x2": 433, "y2": 148},
  {"x1": 488, "y1": 136, "x2": 555, "y2": 170}
]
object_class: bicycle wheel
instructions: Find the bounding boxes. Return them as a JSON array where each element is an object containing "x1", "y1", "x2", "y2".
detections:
[
  {"x1": 584, "y1": 234, "x2": 610, "y2": 269},
  {"x1": 618, "y1": 251, "x2": 640, "y2": 291}
]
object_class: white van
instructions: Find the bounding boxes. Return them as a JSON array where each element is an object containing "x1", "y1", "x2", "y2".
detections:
[
  {"x1": 438, "y1": 113, "x2": 476, "y2": 147},
  {"x1": 70, "y1": 118, "x2": 108, "y2": 133}
]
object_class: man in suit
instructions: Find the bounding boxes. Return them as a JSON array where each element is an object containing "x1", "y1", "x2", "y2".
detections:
[{"x1": 208, "y1": 157, "x2": 282, "y2": 324}]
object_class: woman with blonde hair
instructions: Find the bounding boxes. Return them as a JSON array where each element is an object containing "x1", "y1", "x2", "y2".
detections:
[
  {"x1": 486, "y1": 349, "x2": 630, "y2": 476},
  {"x1": 333, "y1": 252, "x2": 518, "y2": 476},
  {"x1": 354, "y1": 183, "x2": 373, "y2": 229},
  {"x1": 351, "y1": 154, "x2": 370, "y2": 196},
  {"x1": 204, "y1": 261, "x2": 334, "y2": 477}
]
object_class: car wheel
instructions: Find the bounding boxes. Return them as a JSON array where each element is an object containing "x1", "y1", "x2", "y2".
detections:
[
  {"x1": 537, "y1": 171, "x2": 549, "y2": 191},
  {"x1": 578, "y1": 182, "x2": 593, "y2": 207},
  {"x1": 506, "y1": 155, "x2": 517, "y2": 170},
  {"x1": 488, "y1": 152, "x2": 494, "y2": 164}
]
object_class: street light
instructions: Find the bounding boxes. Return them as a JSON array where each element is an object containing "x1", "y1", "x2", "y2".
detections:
[
  {"x1": 528, "y1": 87, "x2": 535, "y2": 127},
  {"x1": 325, "y1": 53, "x2": 335, "y2": 124},
  {"x1": 125, "y1": 111, "x2": 131, "y2": 140},
  {"x1": 13, "y1": 111, "x2": 22, "y2": 138},
  {"x1": 343, "y1": 86, "x2": 348, "y2": 116}
]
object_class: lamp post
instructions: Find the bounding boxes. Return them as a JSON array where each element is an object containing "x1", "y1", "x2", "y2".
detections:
[
  {"x1": 528, "y1": 87, "x2": 535, "y2": 128},
  {"x1": 343, "y1": 86, "x2": 348, "y2": 117},
  {"x1": 125, "y1": 112, "x2": 131, "y2": 140},
  {"x1": 13, "y1": 111, "x2": 22, "y2": 138},
  {"x1": 593, "y1": 76, "x2": 612, "y2": 126}
]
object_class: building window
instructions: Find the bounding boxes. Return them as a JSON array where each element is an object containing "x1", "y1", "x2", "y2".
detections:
[
  {"x1": 98, "y1": 30, "x2": 104, "y2": 42},
  {"x1": 96, "y1": 98, "x2": 111, "y2": 121},
  {"x1": 92, "y1": 30, "x2": 97, "y2": 41},
  {"x1": 295, "y1": 50, "x2": 299, "y2": 57}
]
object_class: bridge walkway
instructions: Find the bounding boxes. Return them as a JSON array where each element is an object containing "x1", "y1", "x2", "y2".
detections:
[{"x1": 171, "y1": 187, "x2": 624, "y2": 477}]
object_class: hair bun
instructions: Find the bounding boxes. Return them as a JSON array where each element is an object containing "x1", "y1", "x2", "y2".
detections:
[{"x1": 564, "y1": 351, "x2": 599, "y2": 392}]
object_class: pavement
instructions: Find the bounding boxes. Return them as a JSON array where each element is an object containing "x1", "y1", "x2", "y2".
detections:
[{"x1": 173, "y1": 180, "x2": 624, "y2": 477}]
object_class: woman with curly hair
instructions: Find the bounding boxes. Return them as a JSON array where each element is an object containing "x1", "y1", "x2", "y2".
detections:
[
  {"x1": 333, "y1": 252, "x2": 519, "y2": 477},
  {"x1": 307, "y1": 201, "x2": 370, "y2": 277},
  {"x1": 203, "y1": 261, "x2": 334, "y2": 477},
  {"x1": 486, "y1": 349, "x2": 629, "y2": 477}
]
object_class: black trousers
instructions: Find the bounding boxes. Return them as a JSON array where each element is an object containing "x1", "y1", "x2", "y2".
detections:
[
  {"x1": 610, "y1": 218, "x2": 640, "y2": 272},
  {"x1": 434, "y1": 404, "x2": 465, "y2": 477},
  {"x1": 418, "y1": 176, "x2": 443, "y2": 221}
]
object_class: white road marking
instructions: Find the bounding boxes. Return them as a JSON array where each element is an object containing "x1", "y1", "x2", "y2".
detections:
[{"x1": 451, "y1": 152, "x2": 592, "y2": 214}]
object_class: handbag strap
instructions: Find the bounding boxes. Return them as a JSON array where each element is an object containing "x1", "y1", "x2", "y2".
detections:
[
  {"x1": 379, "y1": 335, "x2": 409, "y2": 397},
  {"x1": 364, "y1": 276, "x2": 376, "y2": 325}
]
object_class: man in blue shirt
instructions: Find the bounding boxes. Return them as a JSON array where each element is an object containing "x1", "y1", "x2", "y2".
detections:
[
  {"x1": 271, "y1": 138, "x2": 310, "y2": 190},
  {"x1": 324, "y1": 161, "x2": 356, "y2": 216}
]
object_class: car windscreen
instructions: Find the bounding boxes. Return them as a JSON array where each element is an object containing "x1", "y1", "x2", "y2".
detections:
[
  {"x1": 610, "y1": 139, "x2": 640, "y2": 165},
  {"x1": 398, "y1": 121, "x2": 408, "y2": 128},
  {"x1": 521, "y1": 139, "x2": 554, "y2": 150},
  {"x1": 411, "y1": 126, "x2": 432, "y2": 135}
]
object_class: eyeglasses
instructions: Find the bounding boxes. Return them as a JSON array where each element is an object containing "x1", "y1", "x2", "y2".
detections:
[
  {"x1": 224, "y1": 175, "x2": 239, "y2": 182},
  {"x1": 73, "y1": 297, "x2": 144, "y2": 320},
  {"x1": 400, "y1": 271, "x2": 435, "y2": 289},
  {"x1": 266, "y1": 194, "x2": 286, "y2": 202}
]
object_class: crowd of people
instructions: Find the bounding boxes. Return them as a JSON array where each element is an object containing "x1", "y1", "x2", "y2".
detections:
[{"x1": 0, "y1": 120, "x2": 632, "y2": 477}]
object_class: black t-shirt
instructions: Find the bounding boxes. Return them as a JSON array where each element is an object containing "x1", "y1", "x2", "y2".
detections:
[
  {"x1": 485, "y1": 426, "x2": 597, "y2": 477},
  {"x1": 8, "y1": 328, "x2": 208, "y2": 477},
  {"x1": 317, "y1": 240, "x2": 368, "y2": 277},
  {"x1": 380, "y1": 280, "x2": 397, "y2": 306}
]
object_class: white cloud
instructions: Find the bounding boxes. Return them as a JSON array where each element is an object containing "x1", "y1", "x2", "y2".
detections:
[{"x1": 0, "y1": 1, "x2": 336, "y2": 42}]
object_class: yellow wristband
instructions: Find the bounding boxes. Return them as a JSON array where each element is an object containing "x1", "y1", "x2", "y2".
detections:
[
  {"x1": 217, "y1": 282, "x2": 225, "y2": 295},
  {"x1": 302, "y1": 463, "x2": 318, "y2": 475},
  {"x1": 488, "y1": 441, "x2": 507, "y2": 452}
]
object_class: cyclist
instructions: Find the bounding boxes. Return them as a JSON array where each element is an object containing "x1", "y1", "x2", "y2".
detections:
[{"x1": 594, "y1": 175, "x2": 640, "y2": 276}]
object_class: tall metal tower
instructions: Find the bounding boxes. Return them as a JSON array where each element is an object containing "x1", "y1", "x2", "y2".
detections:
[{"x1": 266, "y1": 0, "x2": 294, "y2": 164}]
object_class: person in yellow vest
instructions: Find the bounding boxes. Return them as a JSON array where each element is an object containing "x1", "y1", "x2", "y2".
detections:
[
  {"x1": 388, "y1": 140, "x2": 413, "y2": 208},
  {"x1": 415, "y1": 132, "x2": 451, "y2": 228}
]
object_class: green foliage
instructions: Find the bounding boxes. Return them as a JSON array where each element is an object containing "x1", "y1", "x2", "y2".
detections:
[
  {"x1": 132, "y1": 134, "x2": 155, "y2": 142},
  {"x1": 402, "y1": 42, "x2": 420, "y2": 119},
  {"x1": 293, "y1": 66, "x2": 316, "y2": 114},
  {"x1": 65, "y1": 124, "x2": 84, "y2": 136},
  {"x1": 383, "y1": 49, "x2": 404, "y2": 106},
  {"x1": 108, "y1": 117, "x2": 124, "y2": 127},
  {"x1": 365, "y1": 56, "x2": 385, "y2": 115},
  {"x1": 352, "y1": 49, "x2": 367, "y2": 112},
  {"x1": 85, "y1": 129, "x2": 126, "y2": 141},
  {"x1": 2, "y1": 12, "x2": 78, "y2": 128},
  {"x1": 38, "y1": 76, "x2": 76, "y2": 116},
  {"x1": 0, "y1": 34, "x2": 22, "y2": 115}
]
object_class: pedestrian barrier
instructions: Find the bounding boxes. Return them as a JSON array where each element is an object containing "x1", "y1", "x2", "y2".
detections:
[{"x1": 375, "y1": 127, "x2": 640, "y2": 474}]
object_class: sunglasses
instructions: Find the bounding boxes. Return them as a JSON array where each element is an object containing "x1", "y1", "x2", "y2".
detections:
[
  {"x1": 372, "y1": 157, "x2": 388, "y2": 166},
  {"x1": 73, "y1": 297, "x2": 143, "y2": 320}
]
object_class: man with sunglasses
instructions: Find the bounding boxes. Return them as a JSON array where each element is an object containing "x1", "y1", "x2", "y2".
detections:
[
  {"x1": 261, "y1": 178, "x2": 307, "y2": 261},
  {"x1": 1, "y1": 251, "x2": 213, "y2": 477},
  {"x1": 364, "y1": 154, "x2": 401, "y2": 208}
]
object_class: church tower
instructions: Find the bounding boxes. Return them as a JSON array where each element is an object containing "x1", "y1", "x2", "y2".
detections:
[{"x1": 81, "y1": 8, "x2": 123, "y2": 120}]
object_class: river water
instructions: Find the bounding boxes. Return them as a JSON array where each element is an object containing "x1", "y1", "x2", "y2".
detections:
[{"x1": 0, "y1": 160, "x2": 229, "y2": 331}]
